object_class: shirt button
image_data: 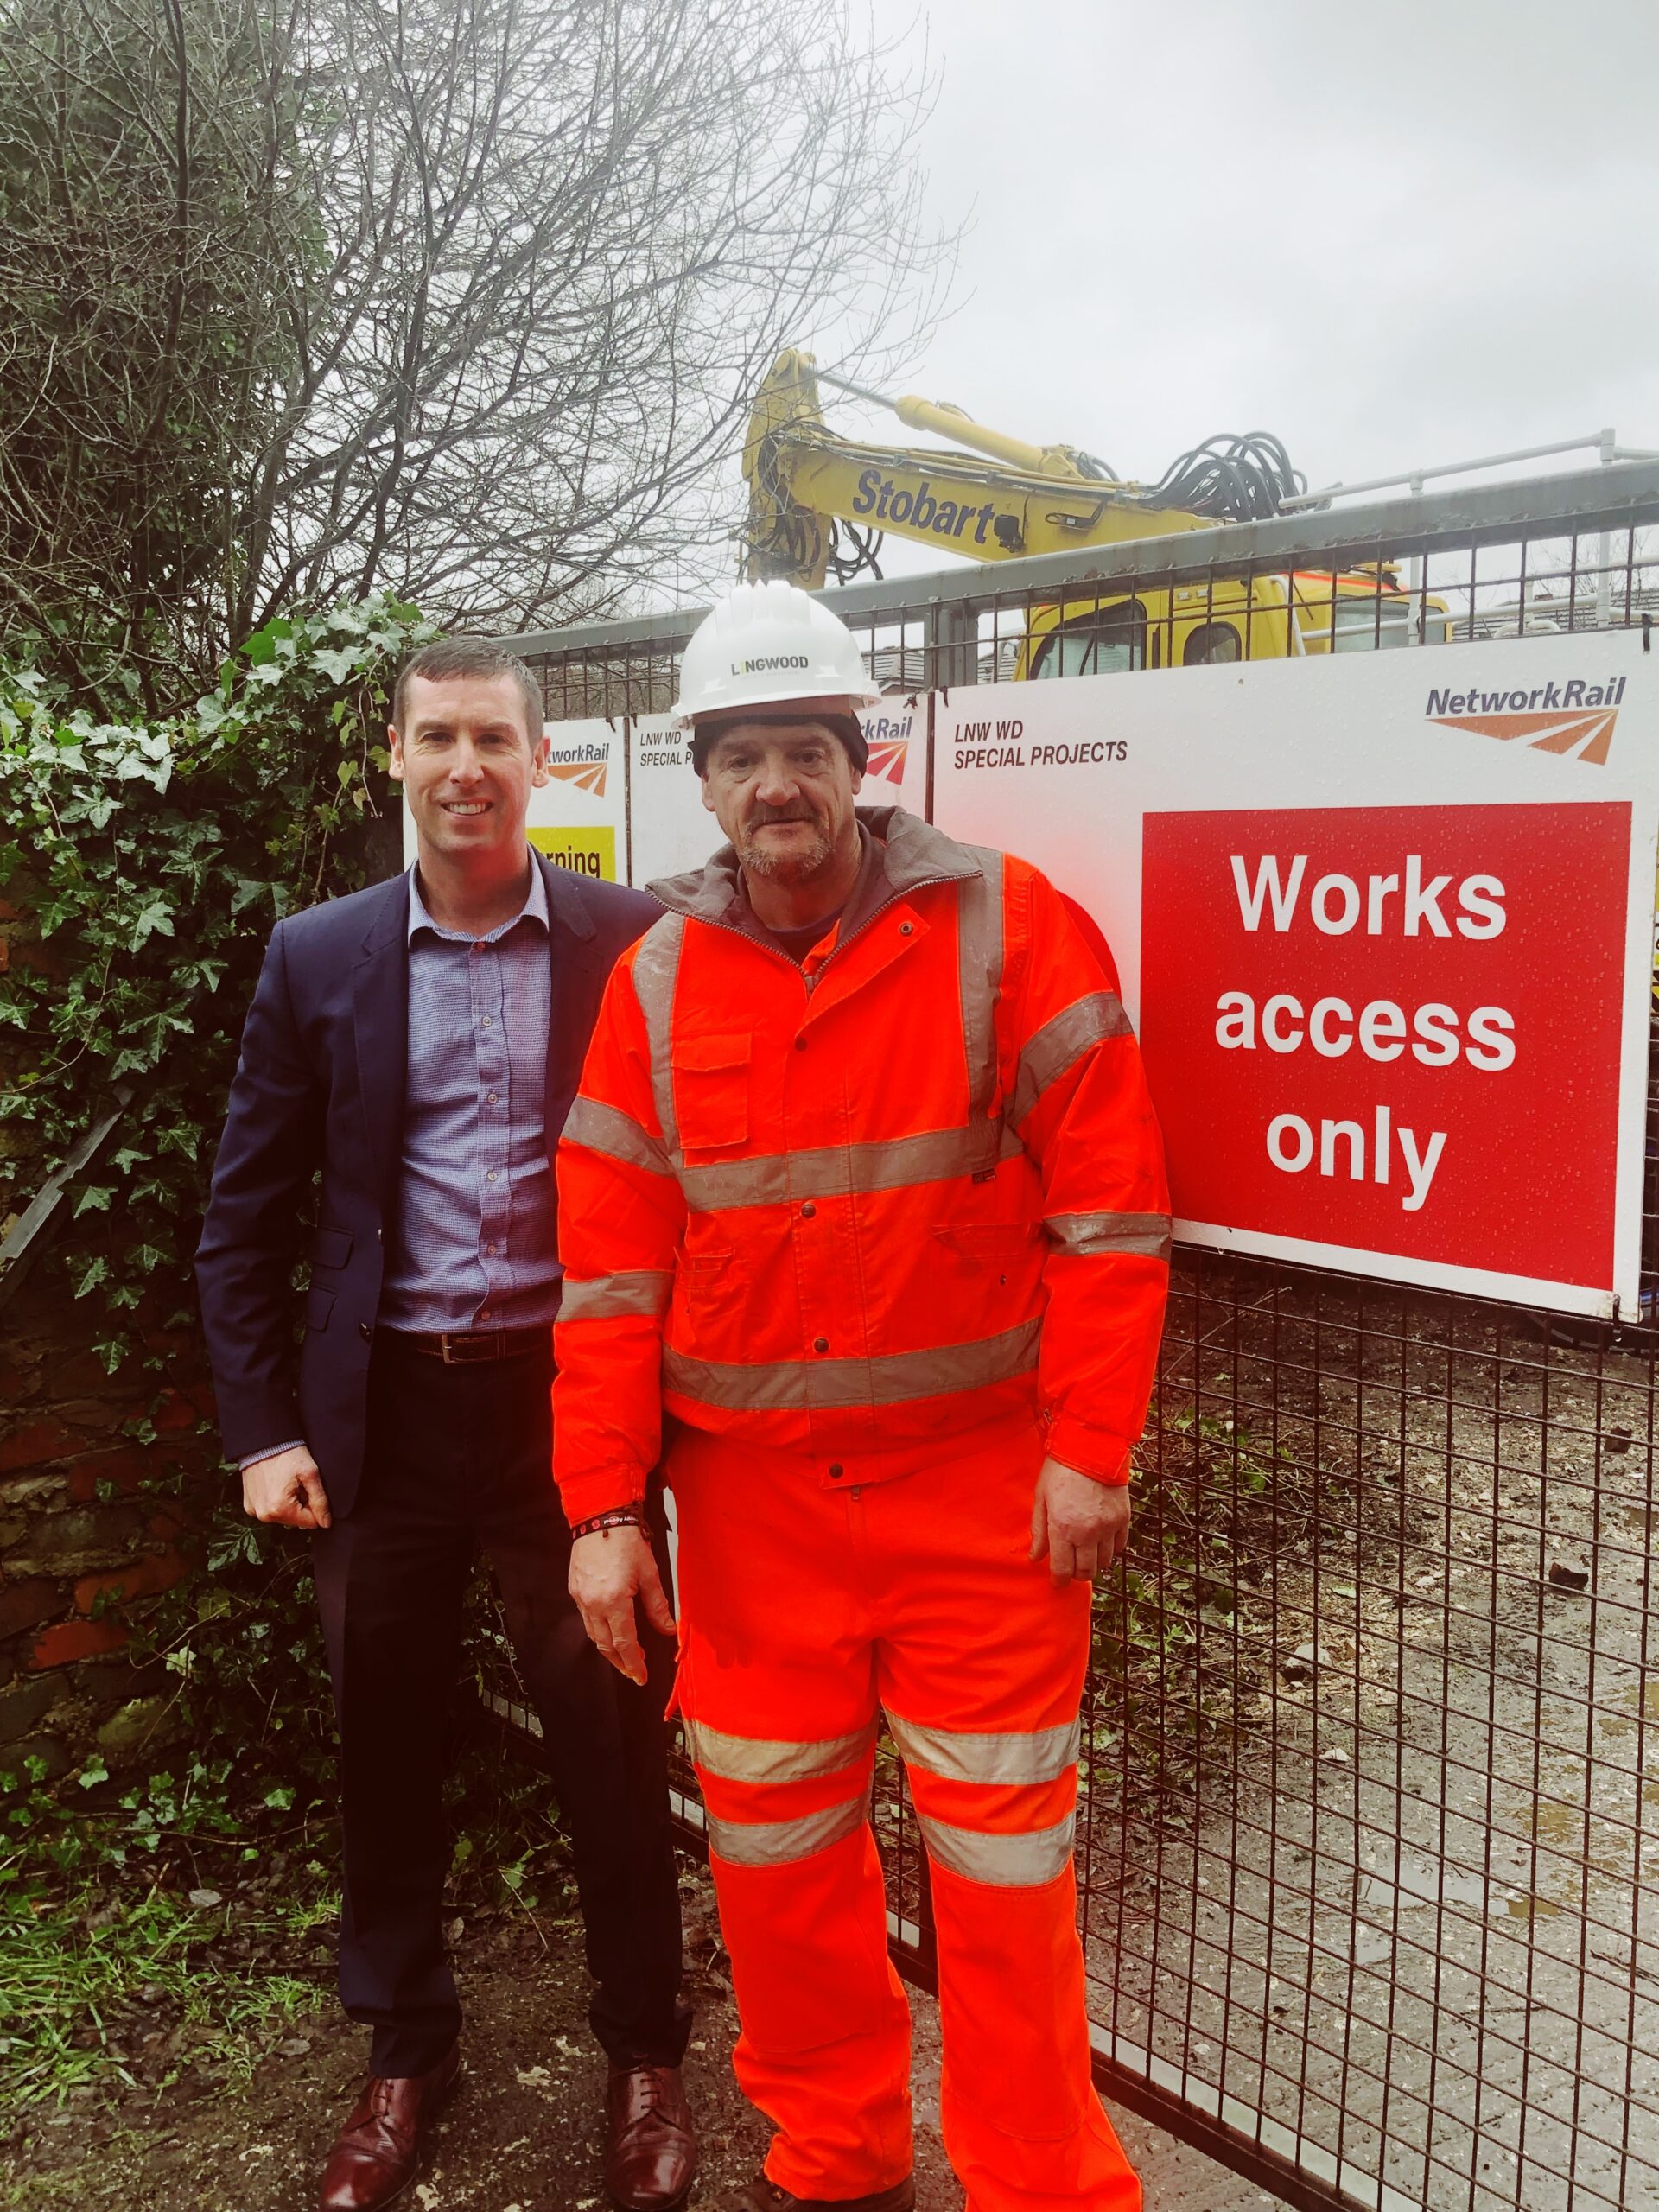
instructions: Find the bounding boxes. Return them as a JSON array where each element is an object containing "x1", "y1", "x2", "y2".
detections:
[
  {"x1": 794, "y1": 1035, "x2": 808, "y2": 1051},
  {"x1": 480, "y1": 1015, "x2": 493, "y2": 1029},
  {"x1": 480, "y1": 1308, "x2": 492, "y2": 1322},
  {"x1": 813, "y1": 1336, "x2": 830, "y2": 1354},
  {"x1": 486, "y1": 1091, "x2": 499, "y2": 1104},
  {"x1": 486, "y1": 1170, "x2": 499, "y2": 1183},
  {"x1": 800, "y1": 1201, "x2": 817, "y2": 1219},
  {"x1": 486, "y1": 1242, "x2": 499, "y2": 1255},
  {"x1": 830, "y1": 1463, "x2": 844, "y2": 1479}
]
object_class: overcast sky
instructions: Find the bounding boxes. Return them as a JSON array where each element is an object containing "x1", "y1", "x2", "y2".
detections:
[{"x1": 816, "y1": 0, "x2": 1659, "y2": 574}]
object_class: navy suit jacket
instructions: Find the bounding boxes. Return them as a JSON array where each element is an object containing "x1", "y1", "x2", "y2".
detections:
[{"x1": 194, "y1": 851, "x2": 660, "y2": 1519}]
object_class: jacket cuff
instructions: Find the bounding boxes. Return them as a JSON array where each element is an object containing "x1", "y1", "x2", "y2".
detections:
[
  {"x1": 238, "y1": 1440, "x2": 306, "y2": 1472},
  {"x1": 1045, "y1": 1414, "x2": 1133, "y2": 1485},
  {"x1": 557, "y1": 1466, "x2": 647, "y2": 1522},
  {"x1": 218, "y1": 1390, "x2": 304, "y2": 1465}
]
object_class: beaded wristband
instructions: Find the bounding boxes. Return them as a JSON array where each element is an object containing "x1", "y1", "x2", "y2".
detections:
[{"x1": 568, "y1": 1506, "x2": 647, "y2": 1541}]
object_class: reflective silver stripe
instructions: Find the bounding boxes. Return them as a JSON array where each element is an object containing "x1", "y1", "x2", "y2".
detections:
[
  {"x1": 955, "y1": 848, "x2": 1006, "y2": 1117},
  {"x1": 664, "y1": 1316, "x2": 1040, "y2": 1414},
  {"x1": 563, "y1": 1094, "x2": 674, "y2": 1179},
  {"x1": 886, "y1": 1712, "x2": 1081, "y2": 1787},
  {"x1": 630, "y1": 915, "x2": 687, "y2": 1157},
  {"x1": 918, "y1": 1810, "x2": 1077, "y2": 1887},
  {"x1": 684, "y1": 1718, "x2": 875, "y2": 1785},
  {"x1": 1045, "y1": 1210, "x2": 1173, "y2": 1262},
  {"x1": 558, "y1": 1269, "x2": 674, "y2": 1322},
  {"x1": 1010, "y1": 992, "x2": 1131, "y2": 1126},
  {"x1": 705, "y1": 1786, "x2": 870, "y2": 1868},
  {"x1": 678, "y1": 1122, "x2": 1010, "y2": 1211}
]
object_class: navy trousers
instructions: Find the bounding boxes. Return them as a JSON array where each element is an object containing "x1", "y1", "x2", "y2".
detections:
[{"x1": 311, "y1": 1329, "x2": 688, "y2": 2075}]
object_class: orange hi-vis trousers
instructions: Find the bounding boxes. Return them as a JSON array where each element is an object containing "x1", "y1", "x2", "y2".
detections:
[{"x1": 669, "y1": 1420, "x2": 1141, "y2": 2212}]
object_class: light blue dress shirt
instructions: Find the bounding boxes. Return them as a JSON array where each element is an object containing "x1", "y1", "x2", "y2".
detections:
[{"x1": 378, "y1": 859, "x2": 562, "y2": 1332}]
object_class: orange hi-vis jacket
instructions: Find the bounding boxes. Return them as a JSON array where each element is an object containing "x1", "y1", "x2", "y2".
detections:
[{"x1": 552, "y1": 807, "x2": 1170, "y2": 1523}]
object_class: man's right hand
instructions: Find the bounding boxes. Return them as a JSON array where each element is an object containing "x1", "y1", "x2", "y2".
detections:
[
  {"x1": 569, "y1": 1524, "x2": 676, "y2": 1687},
  {"x1": 242, "y1": 1445, "x2": 332, "y2": 1530}
]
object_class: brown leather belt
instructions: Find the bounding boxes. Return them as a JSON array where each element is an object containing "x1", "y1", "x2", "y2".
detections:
[{"x1": 385, "y1": 1326, "x2": 550, "y2": 1365}]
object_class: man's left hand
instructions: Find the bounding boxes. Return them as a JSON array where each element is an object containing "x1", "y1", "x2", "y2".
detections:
[{"x1": 1029, "y1": 1455, "x2": 1131, "y2": 1586}]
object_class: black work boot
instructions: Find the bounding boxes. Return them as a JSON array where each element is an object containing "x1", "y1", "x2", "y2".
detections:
[{"x1": 719, "y1": 2179, "x2": 915, "y2": 2212}]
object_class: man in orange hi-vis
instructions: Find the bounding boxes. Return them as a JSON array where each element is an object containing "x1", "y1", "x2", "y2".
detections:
[{"x1": 554, "y1": 581, "x2": 1170, "y2": 2212}]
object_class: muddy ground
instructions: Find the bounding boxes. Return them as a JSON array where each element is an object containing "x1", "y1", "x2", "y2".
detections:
[{"x1": 1, "y1": 1864, "x2": 1287, "y2": 2212}]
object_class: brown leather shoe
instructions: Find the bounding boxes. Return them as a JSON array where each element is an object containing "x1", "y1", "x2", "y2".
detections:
[
  {"x1": 605, "y1": 2062, "x2": 699, "y2": 2211},
  {"x1": 718, "y1": 2179, "x2": 915, "y2": 2212},
  {"x1": 318, "y1": 2044, "x2": 463, "y2": 2210}
]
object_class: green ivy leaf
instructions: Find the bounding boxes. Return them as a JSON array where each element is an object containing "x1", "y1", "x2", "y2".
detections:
[{"x1": 127, "y1": 896, "x2": 176, "y2": 950}]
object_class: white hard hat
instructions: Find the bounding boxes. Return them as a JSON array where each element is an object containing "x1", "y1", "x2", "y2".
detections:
[{"x1": 673, "y1": 580, "x2": 881, "y2": 725}]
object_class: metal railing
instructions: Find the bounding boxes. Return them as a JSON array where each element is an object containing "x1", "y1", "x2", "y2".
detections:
[{"x1": 484, "y1": 463, "x2": 1659, "y2": 2212}]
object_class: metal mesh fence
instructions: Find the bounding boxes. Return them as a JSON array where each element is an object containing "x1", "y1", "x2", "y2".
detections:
[{"x1": 480, "y1": 461, "x2": 1659, "y2": 2212}]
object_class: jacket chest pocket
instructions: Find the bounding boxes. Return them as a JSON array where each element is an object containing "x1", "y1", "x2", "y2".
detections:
[
  {"x1": 931, "y1": 1221, "x2": 1040, "y2": 1287},
  {"x1": 672, "y1": 1030, "x2": 751, "y2": 1154},
  {"x1": 678, "y1": 1248, "x2": 739, "y2": 1323}
]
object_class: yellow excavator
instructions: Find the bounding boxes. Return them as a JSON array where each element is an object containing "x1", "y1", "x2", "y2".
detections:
[{"x1": 742, "y1": 348, "x2": 1445, "y2": 677}]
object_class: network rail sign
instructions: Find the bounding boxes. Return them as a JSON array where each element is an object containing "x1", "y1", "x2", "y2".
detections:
[{"x1": 933, "y1": 632, "x2": 1659, "y2": 1319}]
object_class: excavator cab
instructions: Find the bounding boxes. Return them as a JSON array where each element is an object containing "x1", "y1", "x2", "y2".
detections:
[{"x1": 1019, "y1": 572, "x2": 1446, "y2": 679}]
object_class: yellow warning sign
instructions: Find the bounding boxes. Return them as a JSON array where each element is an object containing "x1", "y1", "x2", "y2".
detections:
[{"x1": 530, "y1": 825, "x2": 617, "y2": 881}]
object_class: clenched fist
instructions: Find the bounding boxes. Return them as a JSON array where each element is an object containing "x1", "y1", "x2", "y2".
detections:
[{"x1": 242, "y1": 1444, "x2": 332, "y2": 1530}]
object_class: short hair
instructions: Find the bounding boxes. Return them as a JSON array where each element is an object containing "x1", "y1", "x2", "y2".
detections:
[
  {"x1": 392, "y1": 638, "x2": 543, "y2": 744},
  {"x1": 692, "y1": 709, "x2": 868, "y2": 778}
]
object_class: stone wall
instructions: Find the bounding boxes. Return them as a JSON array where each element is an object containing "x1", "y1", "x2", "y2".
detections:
[{"x1": 0, "y1": 1262, "x2": 219, "y2": 1777}]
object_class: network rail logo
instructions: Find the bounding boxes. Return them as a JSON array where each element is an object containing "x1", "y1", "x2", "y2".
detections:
[
  {"x1": 1427, "y1": 676, "x2": 1627, "y2": 767},
  {"x1": 547, "y1": 737, "x2": 609, "y2": 798},
  {"x1": 862, "y1": 711, "x2": 913, "y2": 785}
]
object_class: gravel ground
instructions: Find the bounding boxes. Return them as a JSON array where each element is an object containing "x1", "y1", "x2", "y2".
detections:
[{"x1": 0, "y1": 1863, "x2": 1289, "y2": 2211}]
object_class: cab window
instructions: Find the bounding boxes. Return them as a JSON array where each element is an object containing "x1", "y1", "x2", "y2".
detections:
[
  {"x1": 1031, "y1": 600, "x2": 1147, "y2": 680},
  {"x1": 1183, "y1": 621, "x2": 1241, "y2": 665},
  {"x1": 1329, "y1": 597, "x2": 1414, "y2": 651}
]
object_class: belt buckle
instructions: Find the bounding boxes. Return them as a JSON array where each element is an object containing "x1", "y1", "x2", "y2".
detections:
[{"x1": 439, "y1": 1332, "x2": 476, "y2": 1365}]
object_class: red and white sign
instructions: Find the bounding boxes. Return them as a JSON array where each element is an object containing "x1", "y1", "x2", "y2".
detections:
[
  {"x1": 932, "y1": 632, "x2": 1659, "y2": 1317},
  {"x1": 1140, "y1": 802, "x2": 1628, "y2": 1296}
]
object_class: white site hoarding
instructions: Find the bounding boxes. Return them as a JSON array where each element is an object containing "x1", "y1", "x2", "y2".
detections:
[
  {"x1": 626, "y1": 714, "x2": 705, "y2": 887},
  {"x1": 932, "y1": 632, "x2": 1659, "y2": 1319},
  {"x1": 627, "y1": 697, "x2": 930, "y2": 889}
]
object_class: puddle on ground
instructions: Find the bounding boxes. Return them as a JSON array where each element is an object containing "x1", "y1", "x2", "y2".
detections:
[
  {"x1": 1501, "y1": 1891, "x2": 1566, "y2": 1920},
  {"x1": 1532, "y1": 1802, "x2": 1580, "y2": 1843},
  {"x1": 1597, "y1": 1681, "x2": 1659, "y2": 1740}
]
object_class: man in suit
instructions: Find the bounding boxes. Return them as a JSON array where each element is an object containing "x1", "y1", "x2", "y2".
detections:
[{"x1": 195, "y1": 639, "x2": 696, "y2": 2212}]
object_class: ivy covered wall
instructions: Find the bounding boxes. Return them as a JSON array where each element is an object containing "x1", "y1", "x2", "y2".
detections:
[{"x1": 0, "y1": 602, "x2": 429, "y2": 1763}]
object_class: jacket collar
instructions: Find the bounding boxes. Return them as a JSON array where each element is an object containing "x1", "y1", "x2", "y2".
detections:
[
  {"x1": 532, "y1": 844, "x2": 598, "y2": 942},
  {"x1": 645, "y1": 804, "x2": 982, "y2": 928}
]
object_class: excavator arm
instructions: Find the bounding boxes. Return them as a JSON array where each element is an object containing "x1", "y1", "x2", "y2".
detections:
[{"x1": 742, "y1": 348, "x2": 1240, "y2": 588}]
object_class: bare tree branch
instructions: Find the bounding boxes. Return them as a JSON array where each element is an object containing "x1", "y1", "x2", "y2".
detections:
[{"x1": 0, "y1": 0, "x2": 952, "y2": 708}]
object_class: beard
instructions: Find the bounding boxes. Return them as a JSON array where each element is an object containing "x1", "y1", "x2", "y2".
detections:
[{"x1": 736, "y1": 814, "x2": 835, "y2": 881}]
